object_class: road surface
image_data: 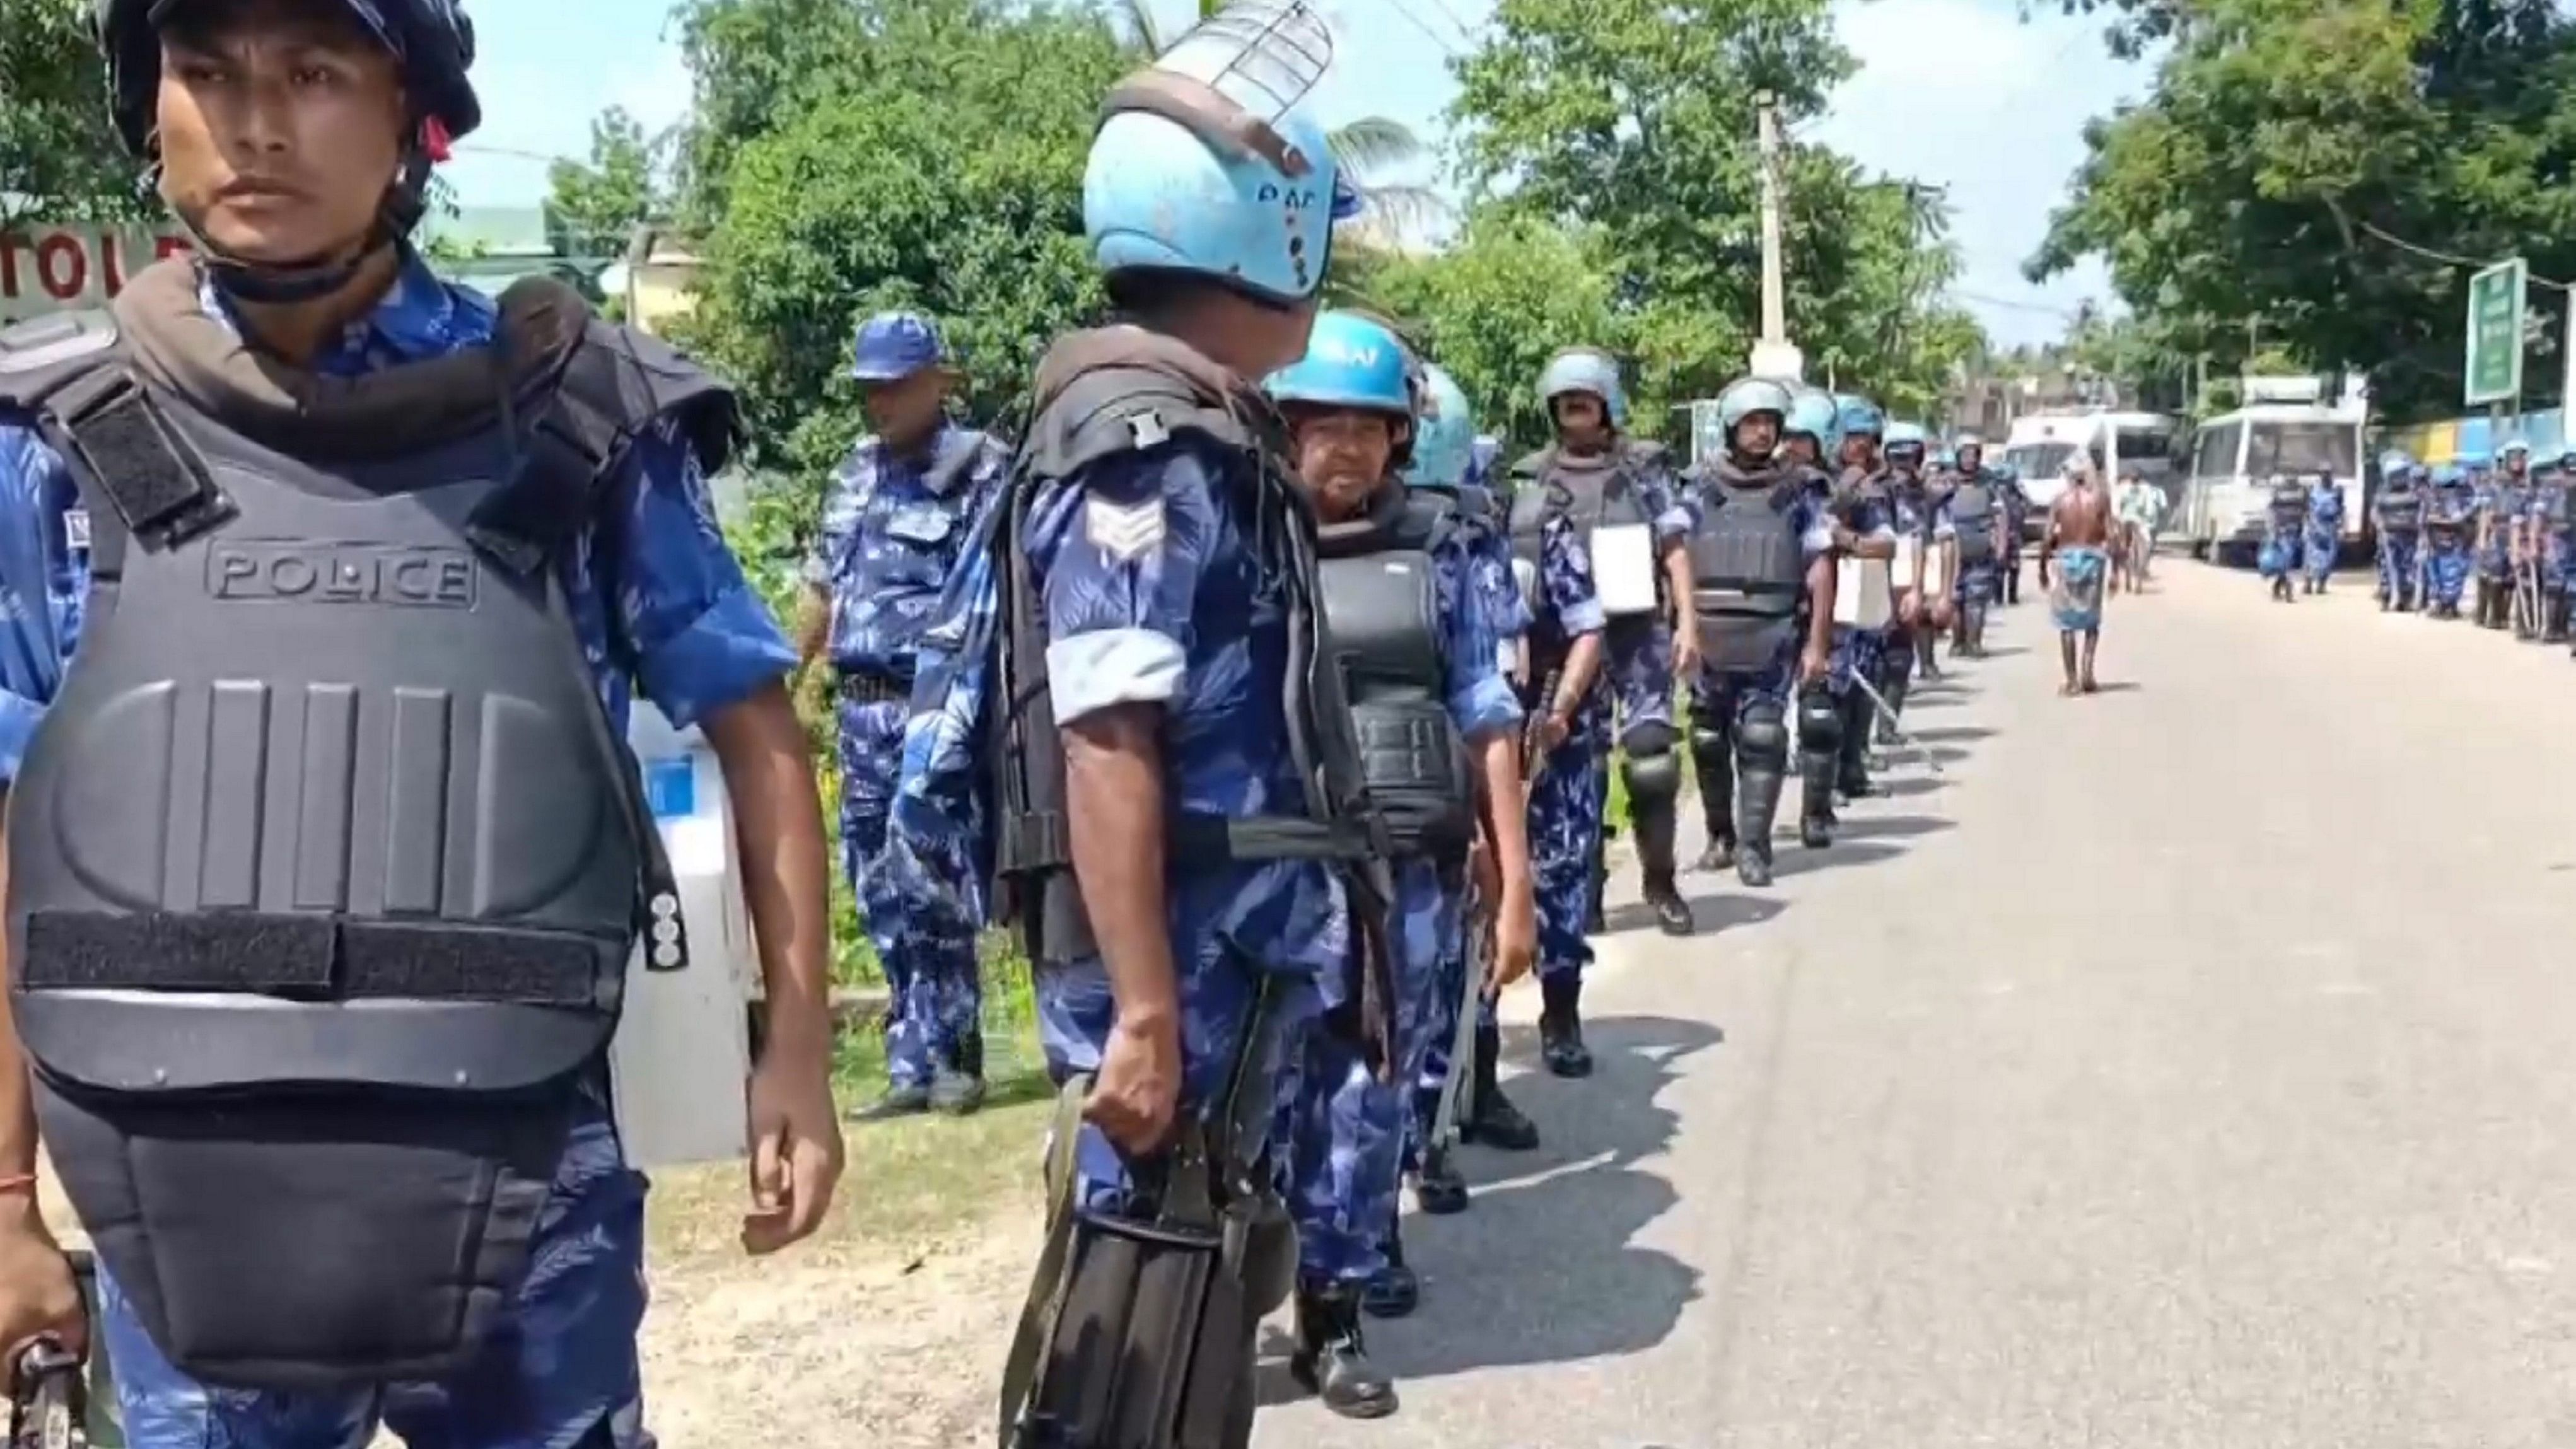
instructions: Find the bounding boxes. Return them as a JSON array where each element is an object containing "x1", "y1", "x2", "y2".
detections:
[{"x1": 1242, "y1": 560, "x2": 2576, "y2": 1449}]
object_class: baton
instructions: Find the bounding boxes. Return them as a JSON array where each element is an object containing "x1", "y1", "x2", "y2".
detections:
[
  {"x1": 1427, "y1": 878, "x2": 1486, "y2": 1154},
  {"x1": 9, "y1": 1337, "x2": 85, "y2": 1449},
  {"x1": 1846, "y1": 672, "x2": 1945, "y2": 776}
]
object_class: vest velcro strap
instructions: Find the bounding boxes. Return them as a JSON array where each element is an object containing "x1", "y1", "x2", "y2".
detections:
[
  {"x1": 20, "y1": 911, "x2": 602, "y2": 1006},
  {"x1": 50, "y1": 370, "x2": 234, "y2": 550}
]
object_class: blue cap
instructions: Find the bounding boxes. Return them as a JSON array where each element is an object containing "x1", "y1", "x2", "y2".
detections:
[{"x1": 850, "y1": 311, "x2": 947, "y2": 383}]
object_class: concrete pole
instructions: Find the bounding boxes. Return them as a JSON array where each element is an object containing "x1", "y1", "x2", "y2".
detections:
[{"x1": 1757, "y1": 93, "x2": 1786, "y2": 346}]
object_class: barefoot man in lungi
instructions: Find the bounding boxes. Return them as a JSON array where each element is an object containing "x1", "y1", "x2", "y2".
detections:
[{"x1": 2043, "y1": 461, "x2": 2116, "y2": 695}]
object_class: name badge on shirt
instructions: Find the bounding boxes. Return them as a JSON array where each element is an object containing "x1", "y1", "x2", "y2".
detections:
[{"x1": 64, "y1": 509, "x2": 90, "y2": 554}]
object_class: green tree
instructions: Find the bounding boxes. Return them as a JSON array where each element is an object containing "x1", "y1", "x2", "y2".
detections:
[
  {"x1": 2030, "y1": 0, "x2": 2576, "y2": 421},
  {"x1": 1447, "y1": 0, "x2": 1978, "y2": 410},
  {"x1": 1, "y1": 0, "x2": 156, "y2": 229},
  {"x1": 544, "y1": 106, "x2": 663, "y2": 266}
]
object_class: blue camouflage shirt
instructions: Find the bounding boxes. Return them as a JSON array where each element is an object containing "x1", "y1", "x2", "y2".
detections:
[
  {"x1": 805, "y1": 421, "x2": 1011, "y2": 676},
  {"x1": 1391, "y1": 487, "x2": 1520, "y2": 743},
  {"x1": 0, "y1": 250, "x2": 793, "y2": 783},
  {"x1": 890, "y1": 436, "x2": 1360, "y2": 1068}
]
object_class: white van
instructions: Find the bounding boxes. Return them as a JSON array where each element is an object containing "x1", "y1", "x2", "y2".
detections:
[
  {"x1": 1998, "y1": 410, "x2": 2183, "y2": 535},
  {"x1": 2178, "y1": 381, "x2": 2369, "y2": 566}
]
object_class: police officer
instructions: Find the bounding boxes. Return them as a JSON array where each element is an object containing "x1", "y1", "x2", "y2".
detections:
[
  {"x1": 1829, "y1": 399, "x2": 1897, "y2": 803},
  {"x1": 1400, "y1": 361, "x2": 1541, "y2": 1205},
  {"x1": 2425, "y1": 462, "x2": 2478, "y2": 618},
  {"x1": 1944, "y1": 434, "x2": 2008, "y2": 657},
  {"x1": 2543, "y1": 452, "x2": 2576, "y2": 645},
  {"x1": 1508, "y1": 351, "x2": 1697, "y2": 937},
  {"x1": 1264, "y1": 313, "x2": 1536, "y2": 1338},
  {"x1": 1877, "y1": 423, "x2": 1952, "y2": 736},
  {"x1": 1994, "y1": 462, "x2": 2032, "y2": 605},
  {"x1": 1682, "y1": 381, "x2": 1839, "y2": 887},
  {"x1": 2373, "y1": 452, "x2": 2425, "y2": 612},
  {"x1": 2302, "y1": 466, "x2": 2345, "y2": 596},
  {"x1": 2474, "y1": 443, "x2": 2528, "y2": 628},
  {"x1": 800, "y1": 312, "x2": 1008, "y2": 1117},
  {"x1": 893, "y1": 12, "x2": 1399, "y2": 1437},
  {"x1": 0, "y1": 1, "x2": 845, "y2": 1438},
  {"x1": 2262, "y1": 472, "x2": 2308, "y2": 602}
]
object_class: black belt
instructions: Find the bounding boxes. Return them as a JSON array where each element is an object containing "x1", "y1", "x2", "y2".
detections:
[{"x1": 837, "y1": 669, "x2": 914, "y2": 706}]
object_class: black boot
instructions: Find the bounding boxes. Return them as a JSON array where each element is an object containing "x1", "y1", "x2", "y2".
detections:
[
  {"x1": 1586, "y1": 855, "x2": 1607, "y2": 936},
  {"x1": 1291, "y1": 1286, "x2": 1398, "y2": 1419},
  {"x1": 1837, "y1": 692, "x2": 1876, "y2": 798},
  {"x1": 1799, "y1": 750, "x2": 1836, "y2": 849},
  {"x1": 1361, "y1": 1227, "x2": 1421, "y2": 1320},
  {"x1": 1691, "y1": 734, "x2": 1735, "y2": 871},
  {"x1": 1538, "y1": 974, "x2": 1593, "y2": 1078},
  {"x1": 1877, "y1": 668, "x2": 1908, "y2": 745},
  {"x1": 2548, "y1": 592, "x2": 2570, "y2": 643},
  {"x1": 1462, "y1": 1018, "x2": 1539, "y2": 1150},
  {"x1": 1735, "y1": 749, "x2": 1785, "y2": 888},
  {"x1": 929, "y1": 1029, "x2": 986, "y2": 1115},
  {"x1": 852, "y1": 1081, "x2": 930, "y2": 1121},
  {"x1": 1415, "y1": 1143, "x2": 1469, "y2": 1215},
  {"x1": 1631, "y1": 796, "x2": 1694, "y2": 936}
]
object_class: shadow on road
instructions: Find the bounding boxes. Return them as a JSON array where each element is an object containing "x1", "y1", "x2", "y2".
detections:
[
  {"x1": 1823, "y1": 813, "x2": 1954, "y2": 843},
  {"x1": 1249, "y1": 1014, "x2": 1720, "y2": 1397},
  {"x1": 1600, "y1": 890, "x2": 1786, "y2": 938},
  {"x1": 2085, "y1": 680, "x2": 2143, "y2": 694},
  {"x1": 1906, "y1": 724, "x2": 1994, "y2": 744},
  {"x1": 1866, "y1": 774, "x2": 1947, "y2": 800}
]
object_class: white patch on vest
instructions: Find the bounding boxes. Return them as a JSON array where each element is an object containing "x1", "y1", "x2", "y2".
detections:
[
  {"x1": 1084, "y1": 496, "x2": 1167, "y2": 561},
  {"x1": 64, "y1": 508, "x2": 89, "y2": 553},
  {"x1": 1123, "y1": 409, "x2": 1171, "y2": 450}
]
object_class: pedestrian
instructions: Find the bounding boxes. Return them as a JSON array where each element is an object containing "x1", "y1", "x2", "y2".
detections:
[
  {"x1": 2113, "y1": 469, "x2": 2164, "y2": 593},
  {"x1": 1506, "y1": 350, "x2": 1697, "y2": 938},
  {"x1": 801, "y1": 311, "x2": 1008, "y2": 1119},
  {"x1": 2302, "y1": 467, "x2": 2345, "y2": 596},
  {"x1": 1679, "y1": 380, "x2": 1839, "y2": 886},
  {"x1": 2261, "y1": 472, "x2": 2307, "y2": 602},
  {"x1": 904, "y1": 8, "x2": 1401, "y2": 1436},
  {"x1": 0, "y1": 1, "x2": 845, "y2": 1440},
  {"x1": 2043, "y1": 463, "x2": 2117, "y2": 695},
  {"x1": 1264, "y1": 313, "x2": 1539, "y2": 1353}
]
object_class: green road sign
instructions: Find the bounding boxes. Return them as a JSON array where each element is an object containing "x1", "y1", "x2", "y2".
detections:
[{"x1": 2466, "y1": 258, "x2": 2527, "y2": 407}]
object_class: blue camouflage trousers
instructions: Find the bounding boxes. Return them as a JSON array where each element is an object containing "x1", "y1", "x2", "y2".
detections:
[
  {"x1": 1529, "y1": 713, "x2": 1609, "y2": 982},
  {"x1": 841, "y1": 696, "x2": 982, "y2": 1086},
  {"x1": 1829, "y1": 623, "x2": 1883, "y2": 694},
  {"x1": 2303, "y1": 528, "x2": 2338, "y2": 585},
  {"x1": 1602, "y1": 616, "x2": 1677, "y2": 749},
  {"x1": 2377, "y1": 532, "x2": 2420, "y2": 602},
  {"x1": 2425, "y1": 537, "x2": 2473, "y2": 607},
  {"x1": 1954, "y1": 559, "x2": 1998, "y2": 608},
  {"x1": 1274, "y1": 864, "x2": 1452, "y2": 1291},
  {"x1": 102, "y1": 1104, "x2": 650, "y2": 1449}
]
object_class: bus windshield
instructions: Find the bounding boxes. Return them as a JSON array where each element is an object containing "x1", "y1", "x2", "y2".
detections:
[
  {"x1": 2004, "y1": 441, "x2": 2079, "y2": 479},
  {"x1": 2246, "y1": 421, "x2": 2357, "y2": 479}
]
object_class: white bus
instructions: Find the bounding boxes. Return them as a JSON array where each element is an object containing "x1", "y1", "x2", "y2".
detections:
[
  {"x1": 2177, "y1": 380, "x2": 2369, "y2": 566},
  {"x1": 1997, "y1": 410, "x2": 2184, "y2": 535}
]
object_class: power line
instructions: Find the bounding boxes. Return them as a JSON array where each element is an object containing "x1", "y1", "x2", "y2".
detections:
[
  {"x1": 1415, "y1": 0, "x2": 1481, "y2": 49},
  {"x1": 2353, "y1": 217, "x2": 2571, "y2": 291},
  {"x1": 1380, "y1": 0, "x2": 1463, "y2": 57}
]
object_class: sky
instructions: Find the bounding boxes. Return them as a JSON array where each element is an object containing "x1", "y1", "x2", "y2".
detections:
[{"x1": 438, "y1": 0, "x2": 2153, "y2": 350}]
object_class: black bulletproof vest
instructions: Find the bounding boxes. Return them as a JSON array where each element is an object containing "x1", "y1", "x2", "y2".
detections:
[
  {"x1": 2548, "y1": 484, "x2": 2575, "y2": 538},
  {"x1": 0, "y1": 268, "x2": 718, "y2": 1393},
  {"x1": 1688, "y1": 467, "x2": 1805, "y2": 673},
  {"x1": 2271, "y1": 482, "x2": 2310, "y2": 526},
  {"x1": 2378, "y1": 484, "x2": 2422, "y2": 532},
  {"x1": 1316, "y1": 491, "x2": 1474, "y2": 859},
  {"x1": 1949, "y1": 480, "x2": 1996, "y2": 564},
  {"x1": 989, "y1": 329, "x2": 1388, "y2": 975},
  {"x1": 1507, "y1": 445, "x2": 1648, "y2": 574}
]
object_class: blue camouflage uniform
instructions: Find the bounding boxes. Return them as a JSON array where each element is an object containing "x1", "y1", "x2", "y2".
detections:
[
  {"x1": 810, "y1": 400, "x2": 1009, "y2": 1095},
  {"x1": 0, "y1": 252, "x2": 792, "y2": 1449},
  {"x1": 1277, "y1": 479, "x2": 1518, "y2": 1295},
  {"x1": 1522, "y1": 518, "x2": 1609, "y2": 982},
  {"x1": 2476, "y1": 468, "x2": 2521, "y2": 583},
  {"x1": 1880, "y1": 467, "x2": 1955, "y2": 709},
  {"x1": 2372, "y1": 462, "x2": 2425, "y2": 609},
  {"x1": 2425, "y1": 465, "x2": 2478, "y2": 612},
  {"x1": 1995, "y1": 468, "x2": 2030, "y2": 603},
  {"x1": 2303, "y1": 474, "x2": 2345, "y2": 588},
  {"x1": 2540, "y1": 458, "x2": 2576, "y2": 642},
  {"x1": 1827, "y1": 471, "x2": 1895, "y2": 692}
]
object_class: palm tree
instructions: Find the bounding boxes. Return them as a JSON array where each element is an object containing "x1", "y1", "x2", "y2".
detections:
[{"x1": 1114, "y1": 0, "x2": 1450, "y2": 246}]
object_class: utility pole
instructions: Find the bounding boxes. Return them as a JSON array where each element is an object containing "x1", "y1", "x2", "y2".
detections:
[{"x1": 1751, "y1": 91, "x2": 1802, "y2": 382}]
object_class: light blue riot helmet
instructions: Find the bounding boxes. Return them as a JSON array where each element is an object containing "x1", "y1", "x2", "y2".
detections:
[
  {"x1": 1932, "y1": 448, "x2": 1957, "y2": 472},
  {"x1": 1539, "y1": 348, "x2": 1629, "y2": 428},
  {"x1": 1715, "y1": 376, "x2": 1792, "y2": 455},
  {"x1": 2434, "y1": 462, "x2": 2466, "y2": 486},
  {"x1": 1084, "y1": 2, "x2": 1360, "y2": 306},
  {"x1": 1955, "y1": 432, "x2": 1986, "y2": 466},
  {"x1": 1406, "y1": 363, "x2": 1476, "y2": 488},
  {"x1": 1835, "y1": 396, "x2": 1884, "y2": 439},
  {"x1": 1264, "y1": 310, "x2": 1413, "y2": 416},
  {"x1": 2379, "y1": 449, "x2": 2415, "y2": 479},
  {"x1": 1884, "y1": 421, "x2": 1928, "y2": 456},
  {"x1": 1785, "y1": 387, "x2": 1840, "y2": 450}
]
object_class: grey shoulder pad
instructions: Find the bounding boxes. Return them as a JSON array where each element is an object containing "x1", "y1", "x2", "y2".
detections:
[
  {"x1": 559, "y1": 320, "x2": 744, "y2": 475},
  {"x1": 1023, "y1": 364, "x2": 1246, "y2": 483},
  {"x1": 1508, "y1": 447, "x2": 1554, "y2": 479},
  {"x1": 0, "y1": 310, "x2": 122, "y2": 412}
]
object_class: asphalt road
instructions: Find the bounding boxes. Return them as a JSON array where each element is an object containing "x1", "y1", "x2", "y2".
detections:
[{"x1": 1252, "y1": 559, "x2": 2576, "y2": 1449}]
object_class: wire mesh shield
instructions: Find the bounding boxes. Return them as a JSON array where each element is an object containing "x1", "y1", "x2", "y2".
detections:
[{"x1": 1151, "y1": 0, "x2": 1334, "y2": 124}]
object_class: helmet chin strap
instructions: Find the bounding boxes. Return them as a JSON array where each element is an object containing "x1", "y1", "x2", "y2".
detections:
[{"x1": 168, "y1": 146, "x2": 433, "y2": 310}]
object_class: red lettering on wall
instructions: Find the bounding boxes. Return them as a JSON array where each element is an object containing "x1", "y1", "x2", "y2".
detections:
[
  {"x1": 0, "y1": 235, "x2": 21, "y2": 299},
  {"x1": 35, "y1": 235, "x2": 86, "y2": 301},
  {"x1": 155, "y1": 235, "x2": 192, "y2": 262}
]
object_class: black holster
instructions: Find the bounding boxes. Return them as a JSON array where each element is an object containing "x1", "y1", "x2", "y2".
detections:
[{"x1": 1001, "y1": 987, "x2": 1290, "y2": 1449}]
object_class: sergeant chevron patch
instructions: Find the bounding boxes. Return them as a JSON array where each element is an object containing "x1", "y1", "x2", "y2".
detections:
[{"x1": 1084, "y1": 496, "x2": 1167, "y2": 561}]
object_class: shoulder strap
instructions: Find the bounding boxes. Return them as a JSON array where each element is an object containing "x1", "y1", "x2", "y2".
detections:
[
  {"x1": 924, "y1": 427, "x2": 993, "y2": 496},
  {"x1": 0, "y1": 310, "x2": 230, "y2": 574},
  {"x1": 1022, "y1": 363, "x2": 1250, "y2": 486}
]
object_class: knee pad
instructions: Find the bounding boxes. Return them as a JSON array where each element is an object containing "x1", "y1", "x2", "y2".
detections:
[
  {"x1": 1736, "y1": 707, "x2": 1790, "y2": 770},
  {"x1": 1688, "y1": 724, "x2": 1728, "y2": 761},
  {"x1": 1622, "y1": 747, "x2": 1684, "y2": 805},
  {"x1": 1796, "y1": 688, "x2": 1841, "y2": 751},
  {"x1": 1621, "y1": 718, "x2": 1678, "y2": 760}
]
